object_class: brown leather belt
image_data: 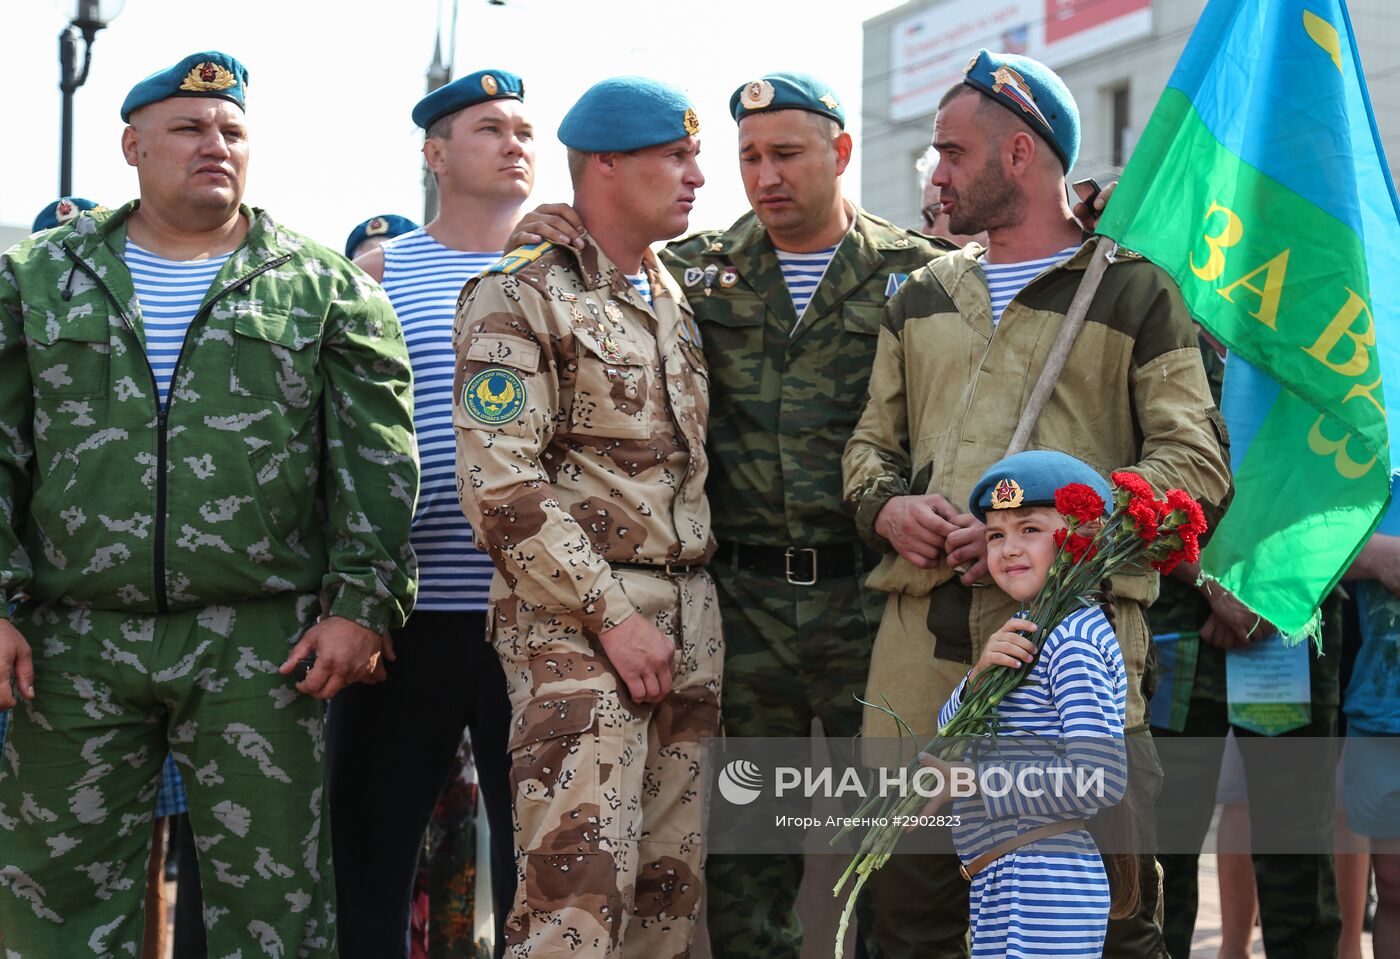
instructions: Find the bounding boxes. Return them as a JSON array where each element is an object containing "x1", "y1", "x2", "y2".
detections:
[{"x1": 959, "y1": 819, "x2": 1088, "y2": 880}]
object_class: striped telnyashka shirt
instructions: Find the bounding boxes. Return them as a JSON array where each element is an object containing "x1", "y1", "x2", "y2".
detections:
[
  {"x1": 775, "y1": 244, "x2": 838, "y2": 331},
  {"x1": 937, "y1": 605, "x2": 1127, "y2": 958},
  {"x1": 979, "y1": 245, "x2": 1080, "y2": 325},
  {"x1": 626, "y1": 271, "x2": 652, "y2": 305},
  {"x1": 380, "y1": 228, "x2": 500, "y2": 612},
  {"x1": 126, "y1": 241, "x2": 231, "y2": 406}
]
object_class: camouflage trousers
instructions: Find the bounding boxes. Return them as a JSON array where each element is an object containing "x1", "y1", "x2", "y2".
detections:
[
  {"x1": 705, "y1": 558, "x2": 884, "y2": 959},
  {"x1": 491, "y1": 568, "x2": 722, "y2": 959},
  {"x1": 863, "y1": 589, "x2": 1165, "y2": 959},
  {"x1": 0, "y1": 594, "x2": 336, "y2": 958}
]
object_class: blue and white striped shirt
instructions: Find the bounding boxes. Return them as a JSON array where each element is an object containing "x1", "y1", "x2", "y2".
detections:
[
  {"x1": 626, "y1": 272, "x2": 652, "y2": 305},
  {"x1": 380, "y1": 229, "x2": 500, "y2": 612},
  {"x1": 980, "y1": 245, "x2": 1080, "y2": 326},
  {"x1": 937, "y1": 605, "x2": 1126, "y2": 958},
  {"x1": 775, "y1": 245, "x2": 838, "y2": 327},
  {"x1": 126, "y1": 242, "x2": 231, "y2": 405}
]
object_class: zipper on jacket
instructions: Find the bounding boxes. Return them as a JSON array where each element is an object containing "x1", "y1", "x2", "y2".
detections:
[{"x1": 64, "y1": 246, "x2": 292, "y2": 613}]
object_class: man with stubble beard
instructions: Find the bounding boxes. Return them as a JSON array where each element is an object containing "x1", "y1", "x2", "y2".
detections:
[{"x1": 843, "y1": 50, "x2": 1231, "y2": 959}]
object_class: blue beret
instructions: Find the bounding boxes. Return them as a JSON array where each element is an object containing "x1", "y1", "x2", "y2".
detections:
[
  {"x1": 32, "y1": 197, "x2": 102, "y2": 233},
  {"x1": 730, "y1": 72, "x2": 845, "y2": 128},
  {"x1": 345, "y1": 214, "x2": 420, "y2": 259},
  {"x1": 121, "y1": 51, "x2": 248, "y2": 123},
  {"x1": 413, "y1": 69, "x2": 525, "y2": 131},
  {"x1": 969, "y1": 450, "x2": 1110, "y2": 523},
  {"x1": 558, "y1": 76, "x2": 700, "y2": 153},
  {"x1": 961, "y1": 50, "x2": 1079, "y2": 171}
]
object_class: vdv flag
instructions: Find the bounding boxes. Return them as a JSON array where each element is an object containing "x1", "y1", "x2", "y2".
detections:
[{"x1": 1096, "y1": 0, "x2": 1400, "y2": 641}]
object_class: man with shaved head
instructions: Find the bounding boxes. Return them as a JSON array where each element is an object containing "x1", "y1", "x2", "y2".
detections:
[{"x1": 0, "y1": 51, "x2": 417, "y2": 957}]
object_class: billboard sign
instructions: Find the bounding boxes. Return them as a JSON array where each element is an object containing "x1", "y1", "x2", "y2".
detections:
[{"x1": 889, "y1": 0, "x2": 1152, "y2": 121}]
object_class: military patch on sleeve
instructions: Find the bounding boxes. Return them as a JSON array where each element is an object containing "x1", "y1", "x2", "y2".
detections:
[
  {"x1": 463, "y1": 367, "x2": 527, "y2": 424},
  {"x1": 884, "y1": 272, "x2": 909, "y2": 298}
]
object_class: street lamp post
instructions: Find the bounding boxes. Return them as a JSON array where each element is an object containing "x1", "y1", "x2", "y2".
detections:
[{"x1": 56, "y1": 0, "x2": 125, "y2": 196}]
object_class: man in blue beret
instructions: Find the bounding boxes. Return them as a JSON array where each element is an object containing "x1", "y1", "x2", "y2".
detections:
[
  {"x1": 326, "y1": 67, "x2": 529, "y2": 959},
  {"x1": 453, "y1": 75, "x2": 716, "y2": 959},
  {"x1": 31, "y1": 196, "x2": 105, "y2": 233},
  {"x1": 510, "y1": 70, "x2": 941, "y2": 959},
  {"x1": 344, "y1": 213, "x2": 419, "y2": 260},
  {"x1": 0, "y1": 51, "x2": 417, "y2": 958},
  {"x1": 2, "y1": 195, "x2": 201, "y2": 959},
  {"x1": 844, "y1": 50, "x2": 1231, "y2": 958}
]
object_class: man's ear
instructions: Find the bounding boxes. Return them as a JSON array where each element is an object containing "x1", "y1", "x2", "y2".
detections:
[
  {"x1": 592, "y1": 152, "x2": 621, "y2": 178},
  {"x1": 1006, "y1": 130, "x2": 1038, "y2": 177},
  {"x1": 833, "y1": 131, "x2": 854, "y2": 176},
  {"x1": 423, "y1": 137, "x2": 448, "y2": 177},
  {"x1": 121, "y1": 125, "x2": 140, "y2": 168}
]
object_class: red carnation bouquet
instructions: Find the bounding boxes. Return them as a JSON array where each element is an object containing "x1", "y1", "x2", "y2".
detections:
[{"x1": 830, "y1": 474, "x2": 1208, "y2": 952}]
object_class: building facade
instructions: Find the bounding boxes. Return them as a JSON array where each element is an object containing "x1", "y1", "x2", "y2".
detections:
[{"x1": 862, "y1": 0, "x2": 1400, "y2": 230}]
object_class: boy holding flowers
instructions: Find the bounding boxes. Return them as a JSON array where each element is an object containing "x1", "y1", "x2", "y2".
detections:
[{"x1": 911, "y1": 450, "x2": 1205, "y2": 957}]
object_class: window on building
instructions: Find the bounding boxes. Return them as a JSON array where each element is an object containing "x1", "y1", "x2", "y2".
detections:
[{"x1": 1110, "y1": 84, "x2": 1132, "y2": 167}]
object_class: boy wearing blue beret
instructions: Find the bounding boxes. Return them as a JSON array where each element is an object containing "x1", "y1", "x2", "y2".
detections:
[{"x1": 918, "y1": 450, "x2": 1134, "y2": 959}]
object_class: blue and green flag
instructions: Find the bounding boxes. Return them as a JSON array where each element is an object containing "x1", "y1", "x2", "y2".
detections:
[{"x1": 1097, "y1": 0, "x2": 1400, "y2": 641}]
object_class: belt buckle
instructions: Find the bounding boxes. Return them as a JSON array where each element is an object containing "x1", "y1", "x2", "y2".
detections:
[
  {"x1": 663, "y1": 561, "x2": 689, "y2": 577},
  {"x1": 784, "y1": 547, "x2": 818, "y2": 586},
  {"x1": 959, "y1": 862, "x2": 972, "y2": 882}
]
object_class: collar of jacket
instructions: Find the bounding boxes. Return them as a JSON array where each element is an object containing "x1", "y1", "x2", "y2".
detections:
[
  {"x1": 62, "y1": 200, "x2": 289, "y2": 276},
  {"x1": 940, "y1": 231, "x2": 1109, "y2": 285},
  {"x1": 559, "y1": 232, "x2": 683, "y2": 316},
  {"x1": 697, "y1": 202, "x2": 919, "y2": 259},
  {"x1": 694, "y1": 203, "x2": 916, "y2": 333}
]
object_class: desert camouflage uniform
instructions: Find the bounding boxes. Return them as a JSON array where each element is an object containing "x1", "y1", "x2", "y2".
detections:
[
  {"x1": 663, "y1": 207, "x2": 944, "y2": 959},
  {"x1": 0, "y1": 203, "x2": 418, "y2": 958},
  {"x1": 1150, "y1": 338, "x2": 1342, "y2": 959},
  {"x1": 842, "y1": 243, "x2": 1233, "y2": 959},
  {"x1": 453, "y1": 237, "x2": 721, "y2": 959}
]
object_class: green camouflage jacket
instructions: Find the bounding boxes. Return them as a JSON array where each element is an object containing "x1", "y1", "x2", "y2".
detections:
[
  {"x1": 662, "y1": 206, "x2": 946, "y2": 547},
  {"x1": 0, "y1": 202, "x2": 418, "y2": 631}
]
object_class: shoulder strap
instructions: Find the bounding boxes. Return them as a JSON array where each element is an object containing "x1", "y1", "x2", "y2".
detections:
[
  {"x1": 486, "y1": 241, "x2": 556, "y2": 275},
  {"x1": 1005, "y1": 236, "x2": 1117, "y2": 456}
]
